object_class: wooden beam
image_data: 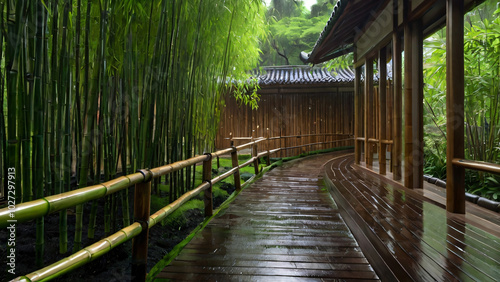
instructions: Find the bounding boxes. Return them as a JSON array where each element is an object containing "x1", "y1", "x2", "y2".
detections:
[
  {"x1": 132, "y1": 170, "x2": 152, "y2": 282},
  {"x1": 404, "y1": 20, "x2": 413, "y2": 188},
  {"x1": 203, "y1": 154, "x2": 213, "y2": 217},
  {"x1": 355, "y1": 64, "x2": 362, "y2": 164},
  {"x1": 411, "y1": 19, "x2": 424, "y2": 188},
  {"x1": 392, "y1": 0, "x2": 403, "y2": 181},
  {"x1": 365, "y1": 59, "x2": 374, "y2": 167},
  {"x1": 446, "y1": 0, "x2": 465, "y2": 214},
  {"x1": 379, "y1": 47, "x2": 387, "y2": 175}
]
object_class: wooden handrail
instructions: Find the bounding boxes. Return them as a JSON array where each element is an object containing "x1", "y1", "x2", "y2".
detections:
[
  {"x1": 452, "y1": 158, "x2": 500, "y2": 175},
  {"x1": 231, "y1": 133, "x2": 353, "y2": 142},
  {"x1": 354, "y1": 137, "x2": 392, "y2": 145},
  {"x1": 284, "y1": 138, "x2": 353, "y2": 151},
  {"x1": 279, "y1": 133, "x2": 353, "y2": 139},
  {"x1": 7, "y1": 133, "x2": 353, "y2": 281}
]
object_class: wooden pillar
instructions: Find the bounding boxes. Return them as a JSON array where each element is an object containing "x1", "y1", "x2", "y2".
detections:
[
  {"x1": 411, "y1": 20, "x2": 424, "y2": 188},
  {"x1": 266, "y1": 129, "x2": 271, "y2": 166},
  {"x1": 365, "y1": 59, "x2": 374, "y2": 167},
  {"x1": 446, "y1": 0, "x2": 465, "y2": 213},
  {"x1": 392, "y1": 0, "x2": 403, "y2": 181},
  {"x1": 404, "y1": 19, "x2": 413, "y2": 188},
  {"x1": 379, "y1": 47, "x2": 387, "y2": 175},
  {"x1": 354, "y1": 63, "x2": 362, "y2": 164},
  {"x1": 253, "y1": 141, "x2": 259, "y2": 175},
  {"x1": 230, "y1": 142, "x2": 241, "y2": 192},
  {"x1": 203, "y1": 154, "x2": 213, "y2": 217},
  {"x1": 132, "y1": 169, "x2": 152, "y2": 282}
]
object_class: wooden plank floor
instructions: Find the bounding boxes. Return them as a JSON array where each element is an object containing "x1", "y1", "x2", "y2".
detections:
[
  {"x1": 324, "y1": 154, "x2": 500, "y2": 281},
  {"x1": 156, "y1": 151, "x2": 379, "y2": 281}
]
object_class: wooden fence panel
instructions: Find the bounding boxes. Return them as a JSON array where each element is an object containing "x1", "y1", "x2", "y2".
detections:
[{"x1": 216, "y1": 85, "x2": 355, "y2": 156}]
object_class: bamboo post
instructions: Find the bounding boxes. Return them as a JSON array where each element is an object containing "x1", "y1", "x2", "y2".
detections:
[
  {"x1": 392, "y1": 0, "x2": 403, "y2": 181},
  {"x1": 203, "y1": 153, "x2": 213, "y2": 217},
  {"x1": 230, "y1": 141, "x2": 242, "y2": 192},
  {"x1": 266, "y1": 129, "x2": 271, "y2": 166},
  {"x1": 131, "y1": 169, "x2": 152, "y2": 282},
  {"x1": 446, "y1": 0, "x2": 465, "y2": 213},
  {"x1": 379, "y1": 47, "x2": 387, "y2": 175},
  {"x1": 253, "y1": 140, "x2": 259, "y2": 175}
]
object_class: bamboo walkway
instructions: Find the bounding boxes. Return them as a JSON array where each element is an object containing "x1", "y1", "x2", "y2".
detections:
[{"x1": 156, "y1": 151, "x2": 379, "y2": 281}]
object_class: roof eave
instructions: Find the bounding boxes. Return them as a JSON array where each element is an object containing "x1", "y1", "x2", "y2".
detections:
[{"x1": 301, "y1": 0, "x2": 351, "y2": 64}]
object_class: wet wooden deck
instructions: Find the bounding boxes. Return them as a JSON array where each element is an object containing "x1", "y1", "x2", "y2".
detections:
[
  {"x1": 324, "y1": 154, "x2": 500, "y2": 281},
  {"x1": 156, "y1": 151, "x2": 379, "y2": 281}
]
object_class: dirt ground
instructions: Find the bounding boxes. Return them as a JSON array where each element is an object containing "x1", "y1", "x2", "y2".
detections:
[{"x1": 1, "y1": 183, "x2": 234, "y2": 282}]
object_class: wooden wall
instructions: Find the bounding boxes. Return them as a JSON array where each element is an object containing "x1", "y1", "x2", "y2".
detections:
[{"x1": 216, "y1": 84, "x2": 355, "y2": 156}]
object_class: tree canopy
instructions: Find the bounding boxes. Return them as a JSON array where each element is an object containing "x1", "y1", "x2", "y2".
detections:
[{"x1": 260, "y1": 0, "x2": 336, "y2": 66}]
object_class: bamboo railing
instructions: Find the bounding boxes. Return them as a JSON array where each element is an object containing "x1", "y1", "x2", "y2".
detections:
[
  {"x1": 452, "y1": 159, "x2": 500, "y2": 175},
  {"x1": 1, "y1": 135, "x2": 353, "y2": 282}
]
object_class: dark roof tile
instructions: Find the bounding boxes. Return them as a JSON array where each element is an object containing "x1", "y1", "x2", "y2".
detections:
[{"x1": 254, "y1": 66, "x2": 354, "y2": 86}]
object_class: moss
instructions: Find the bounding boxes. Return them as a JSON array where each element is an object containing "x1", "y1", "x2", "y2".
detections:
[
  {"x1": 238, "y1": 154, "x2": 252, "y2": 161},
  {"x1": 151, "y1": 194, "x2": 170, "y2": 213},
  {"x1": 160, "y1": 199, "x2": 204, "y2": 229},
  {"x1": 213, "y1": 185, "x2": 229, "y2": 199}
]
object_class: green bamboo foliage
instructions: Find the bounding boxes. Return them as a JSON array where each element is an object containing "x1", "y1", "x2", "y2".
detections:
[{"x1": 1, "y1": 0, "x2": 266, "y2": 267}]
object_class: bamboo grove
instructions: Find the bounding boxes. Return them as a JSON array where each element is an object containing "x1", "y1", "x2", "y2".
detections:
[
  {"x1": 423, "y1": 1, "x2": 500, "y2": 199},
  {"x1": 1, "y1": 0, "x2": 266, "y2": 266}
]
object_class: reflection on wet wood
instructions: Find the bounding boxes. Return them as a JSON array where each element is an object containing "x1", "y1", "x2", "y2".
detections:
[
  {"x1": 324, "y1": 154, "x2": 500, "y2": 281},
  {"x1": 157, "y1": 151, "x2": 379, "y2": 280}
]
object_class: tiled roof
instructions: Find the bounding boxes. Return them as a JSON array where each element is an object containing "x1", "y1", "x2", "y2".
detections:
[
  {"x1": 254, "y1": 66, "x2": 354, "y2": 86},
  {"x1": 301, "y1": 0, "x2": 383, "y2": 64}
]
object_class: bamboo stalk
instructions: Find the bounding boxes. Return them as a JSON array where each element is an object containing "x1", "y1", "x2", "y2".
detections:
[{"x1": 78, "y1": 0, "x2": 102, "y2": 248}]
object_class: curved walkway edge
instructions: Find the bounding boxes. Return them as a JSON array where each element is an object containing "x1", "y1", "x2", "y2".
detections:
[
  {"x1": 324, "y1": 154, "x2": 500, "y2": 281},
  {"x1": 155, "y1": 150, "x2": 380, "y2": 281}
]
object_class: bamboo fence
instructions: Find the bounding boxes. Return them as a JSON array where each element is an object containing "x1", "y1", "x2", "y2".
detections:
[{"x1": 2, "y1": 136, "x2": 353, "y2": 282}]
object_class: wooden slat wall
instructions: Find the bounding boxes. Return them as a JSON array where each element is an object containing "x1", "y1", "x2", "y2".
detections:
[{"x1": 216, "y1": 85, "x2": 354, "y2": 157}]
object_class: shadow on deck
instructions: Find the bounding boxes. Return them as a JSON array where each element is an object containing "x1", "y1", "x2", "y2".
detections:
[{"x1": 155, "y1": 151, "x2": 500, "y2": 281}]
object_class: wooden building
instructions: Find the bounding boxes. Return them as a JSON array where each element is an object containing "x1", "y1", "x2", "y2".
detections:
[
  {"x1": 301, "y1": 0, "x2": 499, "y2": 214},
  {"x1": 216, "y1": 66, "x2": 355, "y2": 156}
]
